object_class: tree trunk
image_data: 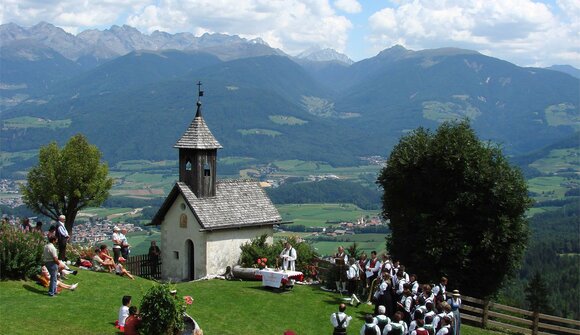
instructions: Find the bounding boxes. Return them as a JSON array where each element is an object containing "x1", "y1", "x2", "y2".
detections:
[{"x1": 232, "y1": 265, "x2": 261, "y2": 280}]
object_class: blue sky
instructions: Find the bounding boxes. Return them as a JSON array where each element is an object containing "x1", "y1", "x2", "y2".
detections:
[{"x1": 1, "y1": 0, "x2": 579, "y2": 67}]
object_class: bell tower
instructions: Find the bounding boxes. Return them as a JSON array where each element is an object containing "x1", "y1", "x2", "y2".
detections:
[{"x1": 174, "y1": 82, "x2": 222, "y2": 198}]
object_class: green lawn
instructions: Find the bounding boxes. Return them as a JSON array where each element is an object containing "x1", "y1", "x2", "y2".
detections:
[{"x1": 0, "y1": 271, "x2": 505, "y2": 335}]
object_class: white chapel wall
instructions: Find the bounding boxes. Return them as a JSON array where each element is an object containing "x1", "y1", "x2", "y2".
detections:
[
  {"x1": 205, "y1": 226, "x2": 273, "y2": 276},
  {"x1": 160, "y1": 194, "x2": 207, "y2": 282}
]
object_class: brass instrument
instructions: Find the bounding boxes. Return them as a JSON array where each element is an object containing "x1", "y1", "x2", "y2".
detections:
[{"x1": 367, "y1": 277, "x2": 380, "y2": 303}]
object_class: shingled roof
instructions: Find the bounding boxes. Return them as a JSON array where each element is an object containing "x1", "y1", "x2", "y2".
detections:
[
  {"x1": 174, "y1": 102, "x2": 222, "y2": 149},
  {"x1": 151, "y1": 180, "x2": 282, "y2": 230}
]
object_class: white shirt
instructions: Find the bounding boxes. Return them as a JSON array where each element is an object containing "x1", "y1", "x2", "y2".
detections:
[
  {"x1": 279, "y1": 247, "x2": 297, "y2": 271},
  {"x1": 433, "y1": 283, "x2": 446, "y2": 300},
  {"x1": 365, "y1": 258, "x2": 381, "y2": 277},
  {"x1": 396, "y1": 278, "x2": 407, "y2": 295},
  {"x1": 57, "y1": 221, "x2": 69, "y2": 238},
  {"x1": 112, "y1": 232, "x2": 122, "y2": 249},
  {"x1": 330, "y1": 312, "x2": 352, "y2": 328},
  {"x1": 410, "y1": 280, "x2": 419, "y2": 295},
  {"x1": 436, "y1": 325, "x2": 450, "y2": 335},
  {"x1": 347, "y1": 263, "x2": 359, "y2": 280},
  {"x1": 432, "y1": 312, "x2": 446, "y2": 330},
  {"x1": 118, "y1": 305, "x2": 129, "y2": 327}
]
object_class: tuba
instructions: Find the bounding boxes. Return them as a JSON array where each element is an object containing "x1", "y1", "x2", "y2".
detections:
[{"x1": 367, "y1": 277, "x2": 380, "y2": 303}]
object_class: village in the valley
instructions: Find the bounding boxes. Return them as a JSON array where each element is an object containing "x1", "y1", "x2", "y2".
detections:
[{"x1": 1, "y1": 176, "x2": 385, "y2": 250}]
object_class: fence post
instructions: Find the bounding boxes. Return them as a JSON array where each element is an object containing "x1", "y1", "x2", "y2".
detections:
[
  {"x1": 482, "y1": 299, "x2": 490, "y2": 328},
  {"x1": 531, "y1": 311, "x2": 539, "y2": 335}
]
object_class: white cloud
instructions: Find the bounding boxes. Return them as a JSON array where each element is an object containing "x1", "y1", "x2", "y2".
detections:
[
  {"x1": 334, "y1": 0, "x2": 362, "y2": 14},
  {"x1": 1, "y1": 0, "x2": 149, "y2": 30},
  {"x1": 367, "y1": 0, "x2": 578, "y2": 67},
  {"x1": 124, "y1": 0, "x2": 353, "y2": 54}
]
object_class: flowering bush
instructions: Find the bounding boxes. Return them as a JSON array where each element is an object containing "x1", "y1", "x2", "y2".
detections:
[
  {"x1": 184, "y1": 295, "x2": 193, "y2": 305},
  {"x1": 240, "y1": 234, "x2": 278, "y2": 268},
  {"x1": 0, "y1": 224, "x2": 45, "y2": 279},
  {"x1": 255, "y1": 257, "x2": 268, "y2": 269},
  {"x1": 67, "y1": 244, "x2": 95, "y2": 262}
]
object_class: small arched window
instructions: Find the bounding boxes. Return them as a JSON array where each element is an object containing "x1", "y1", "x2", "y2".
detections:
[{"x1": 185, "y1": 160, "x2": 192, "y2": 171}]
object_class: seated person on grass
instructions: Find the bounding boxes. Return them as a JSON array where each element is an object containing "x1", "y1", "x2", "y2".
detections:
[
  {"x1": 92, "y1": 247, "x2": 115, "y2": 272},
  {"x1": 38, "y1": 265, "x2": 78, "y2": 291},
  {"x1": 123, "y1": 306, "x2": 142, "y2": 335},
  {"x1": 115, "y1": 257, "x2": 135, "y2": 280},
  {"x1": 99, "y1": 244, "x2": 115, "y2": 262}
]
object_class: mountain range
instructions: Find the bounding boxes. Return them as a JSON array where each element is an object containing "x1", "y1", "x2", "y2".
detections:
[{"x1": 1, "y1": 22, "x2": 578, "y2": 175}]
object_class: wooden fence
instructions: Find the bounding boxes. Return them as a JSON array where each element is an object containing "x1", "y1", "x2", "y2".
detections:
[
  {"x1": 125, "y1": 254, "x2": 161, "y2": 280},
  {"x1": 460, "y1": 295, "x2": 580, "y2": 335}
]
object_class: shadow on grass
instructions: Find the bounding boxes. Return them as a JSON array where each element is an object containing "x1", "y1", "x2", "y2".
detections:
[
  {"x1": 247, "y1": 285, "x2": 294, "y2": 294},
  {"x1": 22, "y1": 283, "x2": 47, "y2": 295}
]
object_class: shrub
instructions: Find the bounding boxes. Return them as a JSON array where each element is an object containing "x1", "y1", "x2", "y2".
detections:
[
  {"x1": 239, "y1": 234, "x2": 279, "y2": 268},
  {"x1": 0, "y1": 224, "x2": 45, "y2": 279},
  {"x1": 139, "y1": 283, "x2": 184, "y2": 335},
  {"x1": 239, "y1": 234, "x2": 319, "y2": 272},
  {"x1": 67, "y1": 244, "x2": 95, "y2": 262}
]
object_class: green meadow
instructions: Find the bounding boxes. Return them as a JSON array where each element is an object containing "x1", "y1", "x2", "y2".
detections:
[
  {"x1": 0, "y1": 269, "x2": 504, "y2": 335},
  {"x1": 2, "y1": 116, "x2": 72, "y2": 129},
  {"x1": 277, "y1": 203, "x2": 379, "y2": 228}
]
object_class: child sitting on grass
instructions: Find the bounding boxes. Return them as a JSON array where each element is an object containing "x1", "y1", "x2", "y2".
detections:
[{"x1": 115, "y1": 295, "x2": 131, "y2": 332}]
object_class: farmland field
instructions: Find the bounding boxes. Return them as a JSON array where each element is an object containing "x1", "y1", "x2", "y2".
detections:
[{"x1": 277, "y1": 203, "x2": 379, "y2": 228}]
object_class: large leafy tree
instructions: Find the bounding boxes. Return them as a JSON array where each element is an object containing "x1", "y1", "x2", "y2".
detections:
[
  {"x1": 21, "y1": 134, "x2": 113, "y2": 236},
  {"x1": 377, "y1": 121, "x2": 532, "y2": 298}
]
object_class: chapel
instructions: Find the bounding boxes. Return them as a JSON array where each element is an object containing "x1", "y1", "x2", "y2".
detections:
[{"x1": 151, "y1": 84, "x2": 281, "y2": 281}]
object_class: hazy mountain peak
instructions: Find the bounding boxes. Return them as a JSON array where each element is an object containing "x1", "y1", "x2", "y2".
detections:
[
  {"x1": 376, "y1": 45, "x2": 413, "y2": 59},
  {"x1": 249, "y1": 37, "x2": 268, "y2": 45},
  {"x1": 546, "y1": 64, "x2": 580, "y2": 79},
  {"x1": 297, "y1": 47, "x2": 353, "y2": 64}
]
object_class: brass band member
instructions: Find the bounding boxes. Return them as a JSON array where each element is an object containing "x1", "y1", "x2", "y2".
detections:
[
  {"x1": 346, "y1": 258, "x2": 361, "y2": 305},
  {"x1": 358, "y1": 253, "x2": 368, "y2": 297},
  {"x1": 334, "y1": 246, "x2": 348, "y2": 293},
  {"x1": 365, "y1": 251, "x2": 381, "y2": 288}
]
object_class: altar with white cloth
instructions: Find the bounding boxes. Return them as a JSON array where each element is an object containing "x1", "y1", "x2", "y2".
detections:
[{"x1": 257, "y1": 269, "x2": 304, "y2": 288}]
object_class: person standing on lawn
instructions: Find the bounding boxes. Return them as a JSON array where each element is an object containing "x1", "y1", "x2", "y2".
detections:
[
  {"x1": 148, "y1": 241, "x2": 161, "y2": 277},
  {"x1": 331, "y1": 303, "x2": 353, "y2": 335},
  {"x1": 43, "y1": 235, "x2": 59, "y2": 297},
  {"x1": 279, "y1": 241, "x2": 297, "y2": 271},
  {"x1": 120, "y1": 228, "x2": 130, "y2": 259},
  {"x1": 56, "y1": 215, "x2": 69, "y2": 261},
  {"x1": 112, "y1": 226, "x2": 122, "y2": 264}
]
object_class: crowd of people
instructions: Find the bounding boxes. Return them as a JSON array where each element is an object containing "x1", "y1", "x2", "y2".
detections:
[
  {"x1": 330, "y1": 247, "x2": 462, "y2": 335},
  {"x1": 40, "y1": 218, "x2": 138, "y2": 299}
]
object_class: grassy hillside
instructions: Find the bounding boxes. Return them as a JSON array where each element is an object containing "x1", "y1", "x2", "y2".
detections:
[{"x1": 0, "y1": 270, "x2": 503, "y2": 335}]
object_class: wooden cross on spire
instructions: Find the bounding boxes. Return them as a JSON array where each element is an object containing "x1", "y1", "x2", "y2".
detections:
[
  {"x1": 197, "y1": 81, "x2": 204, "y2": 101},
  {"x1": 195, "y1": 81, "x2": 204, "y2": 116}
]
